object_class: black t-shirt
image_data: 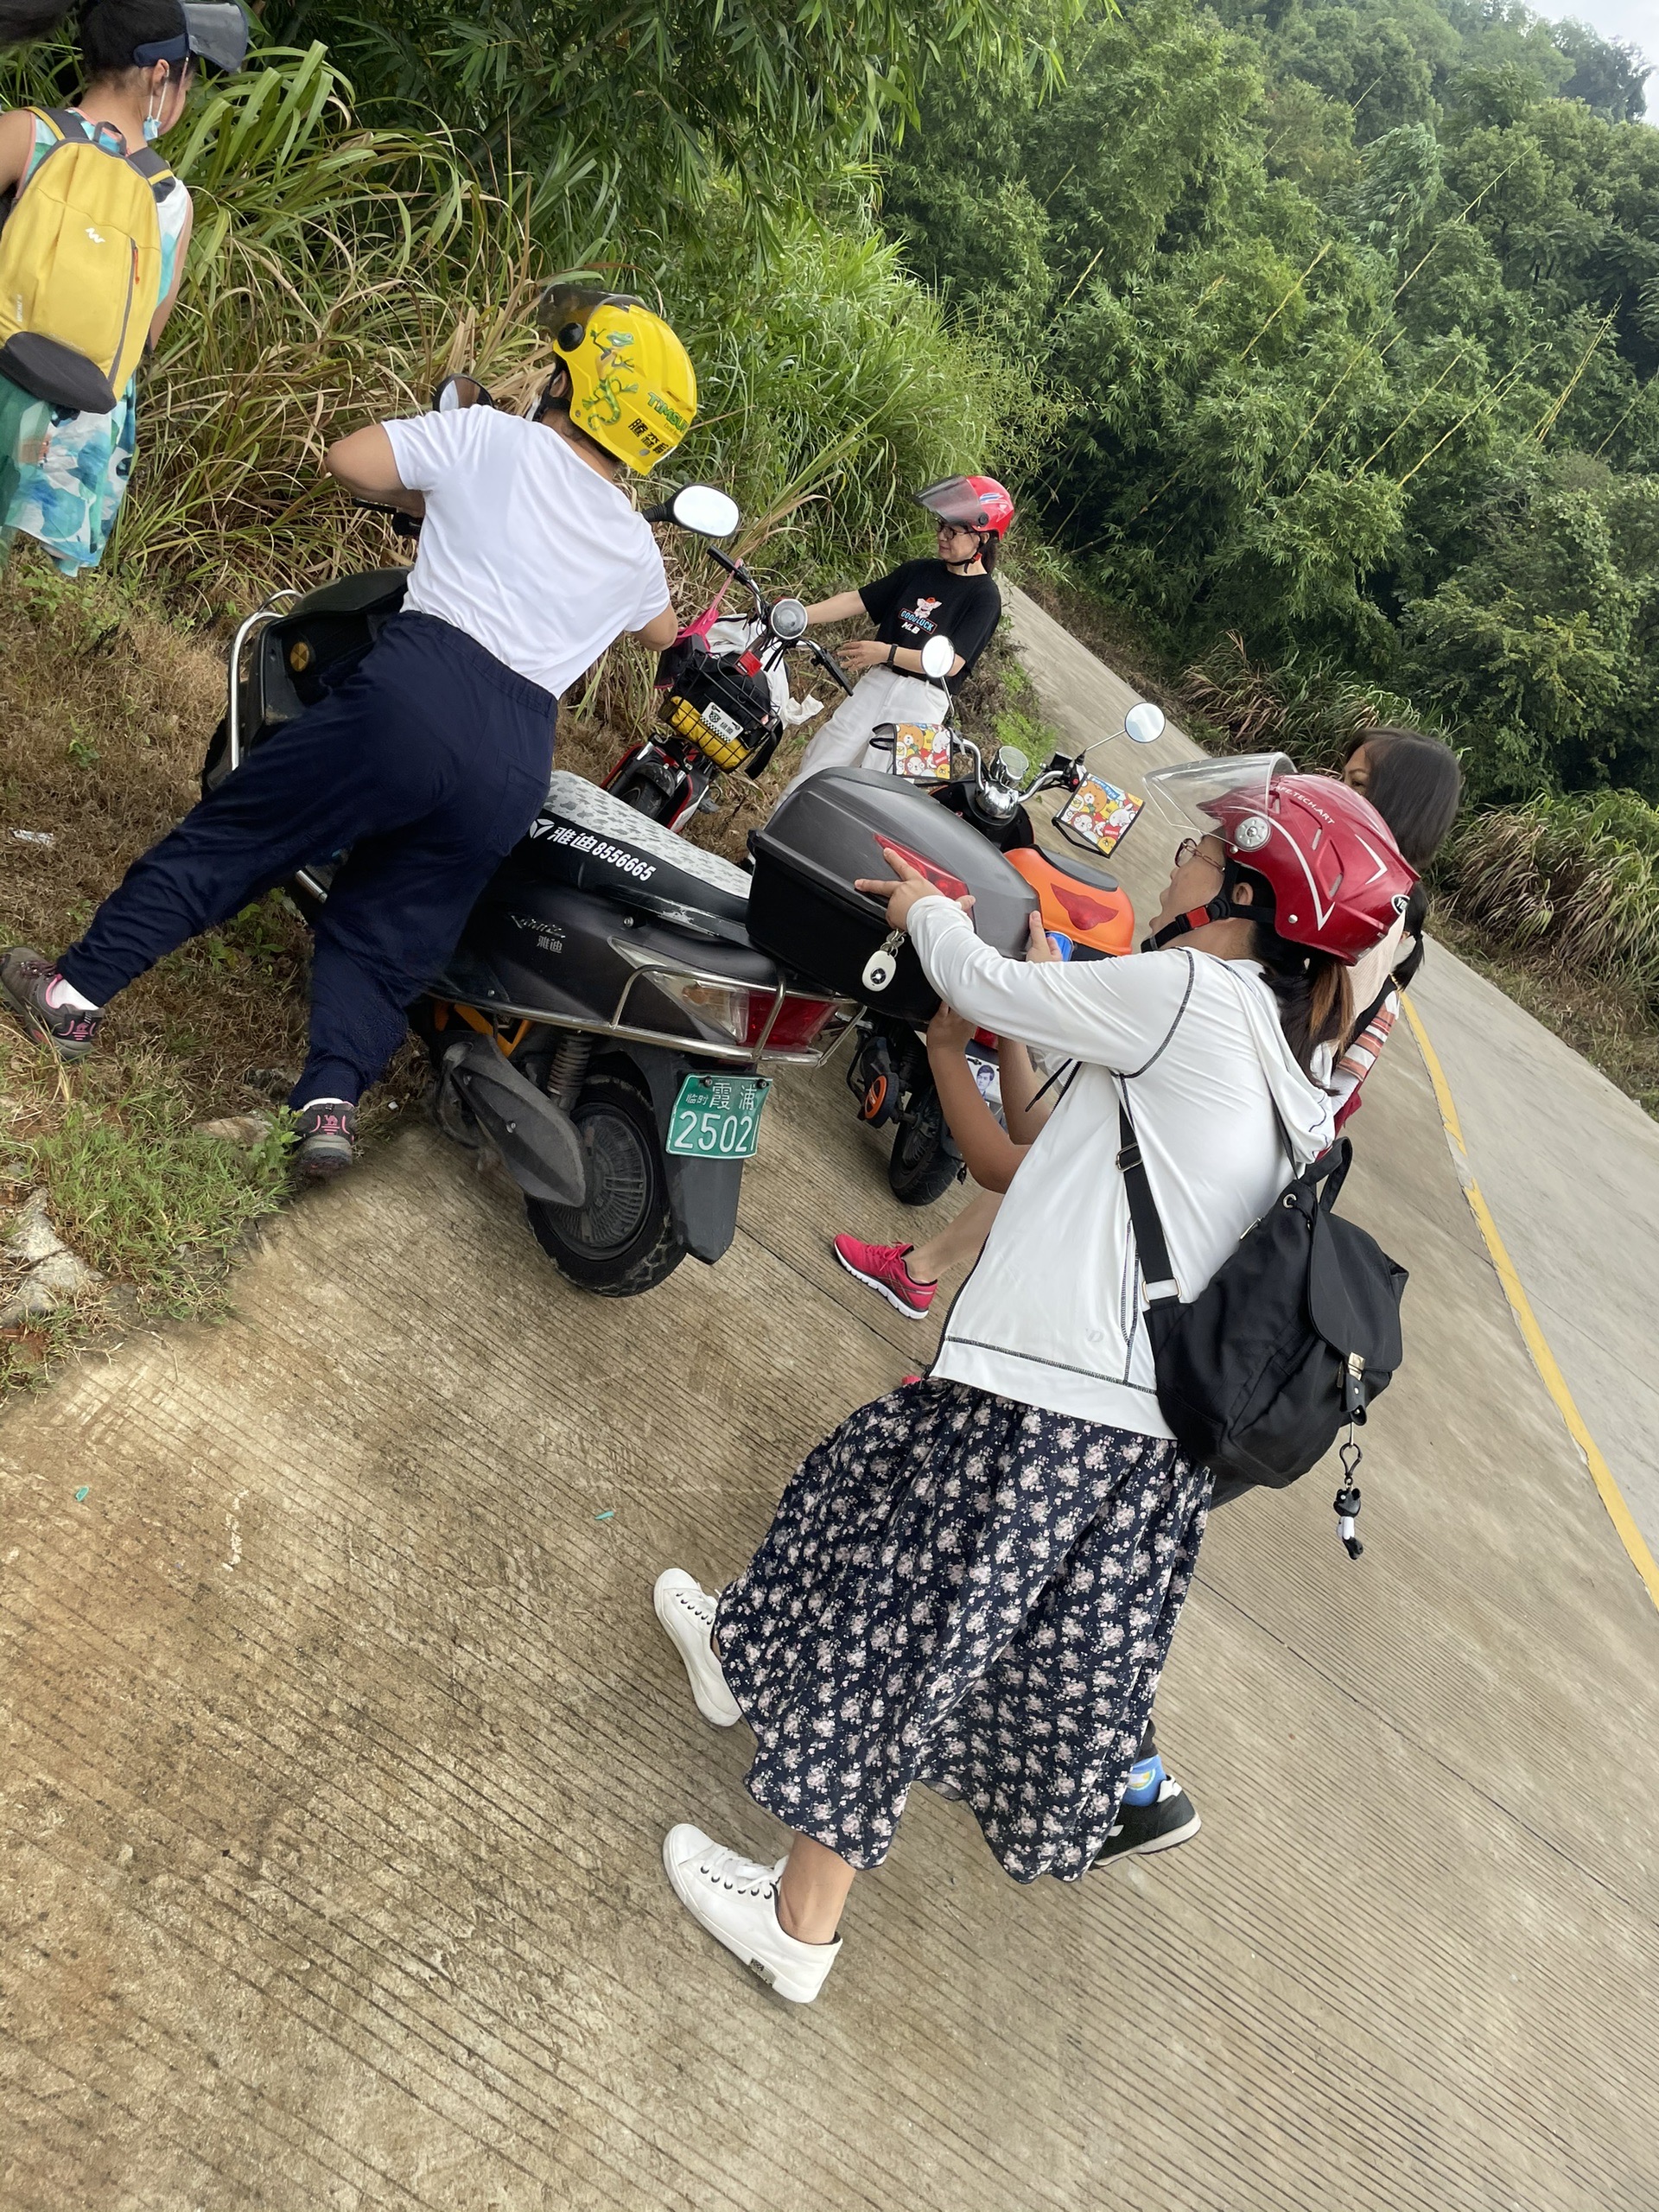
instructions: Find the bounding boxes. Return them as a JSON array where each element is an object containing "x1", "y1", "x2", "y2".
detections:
[{"x1": 859, "y1": 559, "x2": 1001, "y2": 696}]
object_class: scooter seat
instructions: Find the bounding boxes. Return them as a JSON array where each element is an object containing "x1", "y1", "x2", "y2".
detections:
[
  {"x1": 1030, "y1": 842, "x2": 1120, "y2": 893},
  {"x1": 519, "y1": 770, "x2": 753, "y2": 933}
]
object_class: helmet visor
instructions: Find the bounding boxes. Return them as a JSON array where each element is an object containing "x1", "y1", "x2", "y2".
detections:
[
  {"x1": 1141, "y1": 753, "x2": 1290, "y2": 832},
  {"x1": 1136, "y1": 752, "x2": 1289, "y2": 881},
  {"x1": 180, "y1": 3, "x2": 251, "y2": 69},
  {"x1": 914, "y1": 479, "x2": 991, "y2": 529}
]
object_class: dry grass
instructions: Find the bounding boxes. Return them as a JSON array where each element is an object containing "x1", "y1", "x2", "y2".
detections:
[{"x1": 1437, "y1": 794, "x2": 1659, "y2": 1001}]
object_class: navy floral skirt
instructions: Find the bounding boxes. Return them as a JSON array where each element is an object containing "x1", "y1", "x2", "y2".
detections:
[{"x1": 715, "y1": 1380, "x2": 1210, "y2": 1884}]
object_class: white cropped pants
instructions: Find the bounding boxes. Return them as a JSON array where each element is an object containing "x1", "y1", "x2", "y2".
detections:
[{"x1": 788, "y1": 664, "x2": 951, "y2": 787}]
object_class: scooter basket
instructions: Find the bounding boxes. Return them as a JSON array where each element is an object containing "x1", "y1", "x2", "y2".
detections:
[
  {"x1": 747, "y1": 767, "x2": 1039, "y2": 1022},
  {"x1": 661, "y1": 647, "x2": 773, "y2": 772}
]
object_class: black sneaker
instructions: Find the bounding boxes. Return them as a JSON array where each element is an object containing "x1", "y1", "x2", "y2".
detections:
[
  {"x1": 0, "y1": 947, "x2": 103, "y2": 1062},
  {"x1": 1094, "y1": 1777, "x2": 1202, "y2": 1866},
  {"x1": 292, "y1": 1098, "x2": 357, "y2": 1179}
]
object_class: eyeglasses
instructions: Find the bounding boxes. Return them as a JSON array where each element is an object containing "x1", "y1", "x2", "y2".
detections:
[{"x1": 1174, "y1": 835, "x2": 1224, "y2": 868}]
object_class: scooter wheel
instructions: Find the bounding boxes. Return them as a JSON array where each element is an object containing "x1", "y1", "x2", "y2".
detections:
[
  {"x1": 887, "y1": 1084, "x2": 963, "y2": 1207},
  {"x1": 609, "y1": 770, "x2": 678, "y2": 824},
  {"x1": 524, "y1": 1068, "x2": 686, "y2": 1295}
]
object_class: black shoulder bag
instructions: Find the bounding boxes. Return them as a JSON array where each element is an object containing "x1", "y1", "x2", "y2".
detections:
[{"x1": 1116, "y1": 1092, "x2": 1408, "y2": 1554}]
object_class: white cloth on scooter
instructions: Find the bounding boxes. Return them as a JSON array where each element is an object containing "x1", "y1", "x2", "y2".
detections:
[
  {"x1": 906, "y1": 899, "x2": 1334, "y2": 1434},
  {"x1": 382, "y1": 407, "x2": 670, "y2": 697},
  {"x1": 788, "y1": 664, "x2": 950, "y2": 786},
  {"x1": 704, "y1": 616, "x2": 823, "y2": 727}
]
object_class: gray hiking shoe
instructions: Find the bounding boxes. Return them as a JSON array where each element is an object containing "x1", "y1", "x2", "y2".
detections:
[
  {"x1": 0, "y1": 948, "x2": 103, "y2": 1062},
  {"x1": 292, "y1": 1098, "x2": 357, "y2": 1179}
]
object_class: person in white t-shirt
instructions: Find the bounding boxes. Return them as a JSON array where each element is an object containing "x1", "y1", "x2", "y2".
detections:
[{"x1": 2, "y1": 294, "x2": 693, "y2": 1175}]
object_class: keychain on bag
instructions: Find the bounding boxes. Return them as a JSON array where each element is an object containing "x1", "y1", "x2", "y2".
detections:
[
  {"x1": 1333, "y1": 1428, "x2": 1363, "y2": 1560},
  {"x1": 862, "y1": 928, "x2": 906, "y2": 995}
]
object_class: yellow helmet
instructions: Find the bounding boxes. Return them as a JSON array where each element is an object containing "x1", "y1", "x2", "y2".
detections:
[{"x1": 536, "y1": 287, "x2": 696, "y2": 474}]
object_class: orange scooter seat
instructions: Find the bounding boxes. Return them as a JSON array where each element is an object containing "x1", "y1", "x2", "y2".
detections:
[{"x1": 1006, "y1": 842, "x2": 1136, "y2": 957}]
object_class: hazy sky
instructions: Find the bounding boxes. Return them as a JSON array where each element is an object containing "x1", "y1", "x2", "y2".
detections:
[{"x1": 1555, "y1": 0, "x2": 1653, "y2": 59}]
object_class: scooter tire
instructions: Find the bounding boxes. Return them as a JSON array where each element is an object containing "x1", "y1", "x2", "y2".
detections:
[
  {"x1": 524, "y1": 1067, "x2": 687, "y2": 1295},
  {"x1": 887, "y1": 1084, "x2": 963, "y2": 1208},
  {"x1": 609, "y1": 770, "x2": 678, "y2": 824}
]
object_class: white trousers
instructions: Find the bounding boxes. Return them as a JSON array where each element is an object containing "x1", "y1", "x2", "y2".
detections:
[{"x1": 788, "y1": 665, "x2": 951, "y2": 786}]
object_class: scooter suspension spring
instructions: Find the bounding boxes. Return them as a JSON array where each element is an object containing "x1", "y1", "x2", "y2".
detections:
[{"x1": 547, "y1": 1035, "x2": 593, "y2": 1111}]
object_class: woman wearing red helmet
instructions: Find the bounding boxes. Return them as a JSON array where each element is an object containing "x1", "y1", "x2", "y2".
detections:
[
  {"x1": 649, "y1": 754, "x2": 1413, "y2": 2005},
  {"x1": 785, "y1": 475, "x2": 1014, "y2": 786}
]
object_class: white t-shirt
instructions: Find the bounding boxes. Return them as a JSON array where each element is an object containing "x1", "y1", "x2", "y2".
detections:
[{"x1": 381, "y1": 407, "x2": 671, "y2": 697}]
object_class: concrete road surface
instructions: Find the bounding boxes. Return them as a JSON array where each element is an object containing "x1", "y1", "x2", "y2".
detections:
[
  {"x1": 3, "y1": 602, "x2": 1658, "y2": 2210},
  {"x1": 1408, "y1": 946, "x2": 1659, "y2": 1560}
]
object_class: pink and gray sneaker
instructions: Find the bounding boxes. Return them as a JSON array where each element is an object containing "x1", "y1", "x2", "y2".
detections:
[
  {"x1": 293, "y1": 1097, "x2": 357, "y2": 1179},
  {"x1": 0, "y1": 948, "x2": 103, "y2": 1062},
  {"x1": 830, "y1": 1233, "x2": 937, "y2": 1319}
]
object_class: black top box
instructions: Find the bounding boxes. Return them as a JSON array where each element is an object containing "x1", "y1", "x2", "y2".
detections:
[{"x1": 747, "y1": 767, "x2": 1039, "y2": 1022}]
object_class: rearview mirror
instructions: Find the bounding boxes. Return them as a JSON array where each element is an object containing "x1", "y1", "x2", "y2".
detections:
[
  {"x1": 1124, "y1": 701, "x2": 1166, "y2": 745},
  {"x1": 433, "y1": 372, "x2": 493, "y2": 413},
  {"x1": 919, "y1": 633, "x2": 955, "y2": 682},
  {"x1": 669, "y1": 484, "x2": 741, "y2": 538}
]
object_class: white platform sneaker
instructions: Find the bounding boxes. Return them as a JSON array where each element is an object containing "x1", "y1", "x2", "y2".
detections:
[
  {"x1": 652, "y1": 1568, "x2": 741, "y2": 1727},
  {"x1": 662, "y1": 1824, "x2": 841, "y2": 2004}
]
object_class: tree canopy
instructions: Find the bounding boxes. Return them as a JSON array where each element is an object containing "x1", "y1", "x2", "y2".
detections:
[
  {"x1": 884, "y1": 0, "x2": 1659, "y2": 804},
  {"x1": 265, "y1": 0, "x2": 1084, "y2": 252}
]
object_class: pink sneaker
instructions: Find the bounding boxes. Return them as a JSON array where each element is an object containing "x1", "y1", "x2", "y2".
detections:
[{"x1": 830, "y1": 1233, "x2": 937, "y2": 1319}]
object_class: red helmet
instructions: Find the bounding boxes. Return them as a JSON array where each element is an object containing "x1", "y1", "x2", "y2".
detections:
[
  {"x1": 1144, "y1": 755, "x2": 1418, "y2": 963},
  {"x1": 915, "y1": 475, "x2": 1015, "y2": 539}
]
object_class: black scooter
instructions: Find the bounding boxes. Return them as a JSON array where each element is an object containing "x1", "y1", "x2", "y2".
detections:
[{"x1": 201, "y1": 461, "x2": 858, "y2": 1297}]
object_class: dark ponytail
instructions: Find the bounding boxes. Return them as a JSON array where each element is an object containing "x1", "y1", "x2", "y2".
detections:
[
  {"x1": 1251, "y1": 925, "x2": 1352, "y2": 1078},
  {"x1": 1230, "y1": 864, "x2": 1352, "y2": 1077},
  {"x1": 0, "y1": 0, "x2": 187, "y2": 76}
]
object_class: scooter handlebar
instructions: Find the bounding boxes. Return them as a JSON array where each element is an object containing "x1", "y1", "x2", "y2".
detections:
[
  {"x1": 810, "y1": 641, "x2": 855, "y2": 695},
  {"x1": 352, "y1": 498, "x2": 421, "y2": 543}
]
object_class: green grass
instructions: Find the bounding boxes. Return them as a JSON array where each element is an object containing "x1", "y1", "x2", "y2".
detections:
[
  {"x1": 17, "y1": 1083, "x2": 293, "y2": 1309},
  {"x1": 2, "y1": 1075, "x2": 295, "y2": 1395}
]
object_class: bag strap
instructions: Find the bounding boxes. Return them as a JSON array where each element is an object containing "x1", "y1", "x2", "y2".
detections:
[
  {"x1": 125, "y1": 143, "x2": 178, "y2": 200},
  {"x1": 1116, "y1": 1092, "x2": 1181, "y2": 1310},
  {"x1": 1119, "y1": 1077, "x2": 1351, "y2": 1314},
  {"x1": 29, "y1": 109, "x2": 175, "y2": 198}
]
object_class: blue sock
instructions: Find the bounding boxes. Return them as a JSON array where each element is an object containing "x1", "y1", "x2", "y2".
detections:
[{"x1": 1123, "y1": 1752, "x2": 1164, "y2": 1807}]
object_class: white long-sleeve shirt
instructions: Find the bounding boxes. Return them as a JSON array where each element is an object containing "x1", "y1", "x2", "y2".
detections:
[{"x1": 907, "y1": 899, "x2": 1335, "y2": 1435}]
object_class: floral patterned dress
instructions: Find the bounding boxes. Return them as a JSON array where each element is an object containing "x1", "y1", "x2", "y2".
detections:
[
  {"x1": 716, "y1": 1379, "x2": 1210, "y2": 1884},
  {"x1": 0, "y1": 111, "x2": 191, "y2": 575}
]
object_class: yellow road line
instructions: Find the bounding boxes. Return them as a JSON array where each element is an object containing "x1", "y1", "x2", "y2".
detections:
[{"x1": 1402, "y1": 992, "x2": 1659, "y2": 1610}]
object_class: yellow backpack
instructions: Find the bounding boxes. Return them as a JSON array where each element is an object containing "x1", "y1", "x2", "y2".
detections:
[{"x1": 0, "y1": 108, "x2": 178, "y2": 416}]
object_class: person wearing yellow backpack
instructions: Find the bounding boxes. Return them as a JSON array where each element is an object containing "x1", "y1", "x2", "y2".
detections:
[{"x1": 0, "y1": 1, "x2": 248, "y2": 574}]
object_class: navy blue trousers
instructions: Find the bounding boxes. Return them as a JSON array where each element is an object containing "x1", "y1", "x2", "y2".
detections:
[{"x1": 60, "y1": 613, "x2": 555, "y2": 1107}]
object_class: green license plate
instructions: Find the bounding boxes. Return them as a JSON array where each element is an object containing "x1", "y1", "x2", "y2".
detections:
[{"x1": 665, "y1": 1073, "x2": 772, "y2": 1160}]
